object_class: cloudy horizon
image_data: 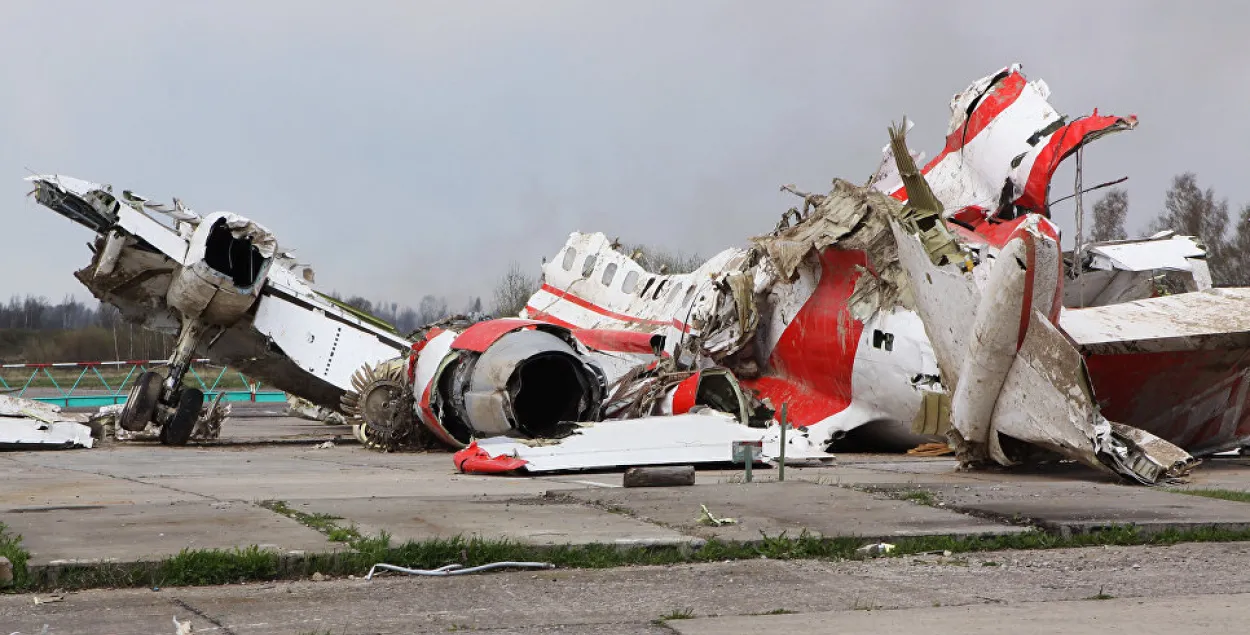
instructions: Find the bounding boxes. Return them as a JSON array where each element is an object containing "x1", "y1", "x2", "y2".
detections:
[{"x1": 3, "y1": 1, "x2": 1246, "y2": 309}]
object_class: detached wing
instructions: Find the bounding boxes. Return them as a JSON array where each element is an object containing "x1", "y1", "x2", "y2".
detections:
[{"x1": 1062, "y1": 288, "x2": 1250, "y2": 455}]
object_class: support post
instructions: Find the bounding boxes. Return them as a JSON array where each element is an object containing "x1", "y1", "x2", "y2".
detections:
[{"x1": 778, "y1": 403, "x2": 787, "y2": 482}]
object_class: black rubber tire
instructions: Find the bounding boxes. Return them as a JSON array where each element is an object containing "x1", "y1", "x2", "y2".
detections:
[
  {"x1": 160, "y1": 388, "x2": 203, "y2": 446},
  {"x1": 119, "y1": 371, "x2": 163, "y2": 432}
]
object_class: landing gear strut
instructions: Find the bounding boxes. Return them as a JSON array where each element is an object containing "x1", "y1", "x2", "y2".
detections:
[{"x1": 117, "y1": 317, "x2": 211, "y2": 446}]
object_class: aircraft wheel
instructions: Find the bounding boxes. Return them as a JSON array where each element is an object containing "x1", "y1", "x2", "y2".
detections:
[
  {"x1": 160, "y1": 388, "x2": 203, "y2": 446},
  {"x1": 119, "y1": 371, "x2": 162, "y2": 432}
]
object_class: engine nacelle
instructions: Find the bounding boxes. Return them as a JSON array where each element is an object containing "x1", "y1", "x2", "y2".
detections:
[
  {"x1": 423, "y1": 321, "x2": 605, "y2": 446},
  {"x1": 167, "y1": 213, "x2": 276, "y2": 326}
]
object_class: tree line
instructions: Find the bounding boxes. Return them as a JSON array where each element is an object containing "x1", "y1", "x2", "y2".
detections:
[
  {"x1": 1089, "y1": 173, "x2": 1250, "y2": 286},
  {"x1": 0, "y1": 242, "x2": 699, "y2": 362}
]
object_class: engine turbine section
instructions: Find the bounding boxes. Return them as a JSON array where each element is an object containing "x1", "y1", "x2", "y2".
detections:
[
  {"x1": 423, "y1": 320, "x2": 605, "y2": 447},
  {"x1": 167, "y1": 213, "x2": 275, "y2": 326}
]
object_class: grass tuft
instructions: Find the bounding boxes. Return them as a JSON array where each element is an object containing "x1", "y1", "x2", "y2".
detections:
[
  {"x1": 1167, "y1": 488, "x2": 1250, "y2": 504},
  {"x1": 659, "y1": 607, "x2": 695, "y2": 621},
  {"x1": 0, "y1": 522, "x2": 31, "y2": 589},
  {"x1": 1087, "y1": 585, "x2": 1115, "y2": 600},
  {"x1": 898, "y1": 490, "x2": 937, "y2": 506}
]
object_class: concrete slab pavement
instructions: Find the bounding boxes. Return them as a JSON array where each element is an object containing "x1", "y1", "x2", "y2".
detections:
[
  {"x1": 290, "y1": 496, "x2": 701, "y2": 546},
  {"x1": 10, "y1": 416, "x2": 1250, "y2": 573},
  {"x1": 670, "y1": 593, "x2": 1250, "y2": 635},
  {"x1": 8, "y1": 541, "x2": 1250, "y2": 634},
  {"x1": 559, "y1": 481, "x2": 1031, "y2": 540},
  {"x1": 4, "y1": 500, "x2": 338, "y2": 566},
  {"x1": 920, "y1": 481, "x2": 1250, "y2": 534}
]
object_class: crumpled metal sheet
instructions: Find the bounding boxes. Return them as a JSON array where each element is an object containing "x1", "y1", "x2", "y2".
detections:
[
  {"x1": 1062, "y1": 288, "x2": 1250, "y2": 355},
  {"x1": 286, "y1": 395, "x2": 347, "y2": 425},
  {"x1": 869, "y1": 64, "x2": 1137, "y2": 215},
  {"x1": 1085, "y1": 234, "x2": 1207, "y2": 273},
  {"x1": 891, "y1": 216, "x2": 1194, "y2": 484},
  {"x1": 754, "y1": 179, "x2": 914, "y2": 322},
  {"x1": 0, "y1": 396, "x2": 94, "y2": 449},
  {"x1": 215, "y1": 213, "x2": 278, "y2": 259}
]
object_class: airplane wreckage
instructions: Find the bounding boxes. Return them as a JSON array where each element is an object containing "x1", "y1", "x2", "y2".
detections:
[{"x1": 22, "y1": 63, "x2": 1250, "y2": 485}]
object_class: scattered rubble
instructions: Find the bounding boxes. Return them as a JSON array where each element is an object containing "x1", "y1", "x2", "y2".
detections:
[
  {"x1": 89, "y1": 397, "x2": 229, "y2": 443},
  {"x1": 697, "y1": 505, "x2": 737, "y2": 527},
  {"x1": 856, "y1": 542, "x2": 896, "y2": 557},
  {"x1": 286, "y1": 395, "x2": 346, "y2": 425}
]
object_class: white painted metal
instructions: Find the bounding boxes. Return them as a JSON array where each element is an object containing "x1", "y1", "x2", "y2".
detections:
[
  {"x1": 0, "y1": 396, "x2": 94, "y2": 449},
  {"x1": 871, "y1": 64, "x2": 1067, "y2": 212},
  {"x1": 1061, "y1": 288, "x2": 1250, "y2": 350},
  {"x1": 1086, "y1": 236, "x2": 1206, "y2": 273},
  {"x1": 471, "y1": 412, "x2": 830, "y2": 473},
  {"x1": 252, "y1": 283, "x2": 408, "y2": 391}
]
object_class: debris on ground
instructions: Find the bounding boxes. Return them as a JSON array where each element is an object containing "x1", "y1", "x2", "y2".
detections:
[
  {"x1": 287, "y1": 395, "x2": 347, "y2": 425},
  {"x1": 1, "y1": 395, "x2": 93, "y2": 450},
  {"x1": 89, "y1": 397, "x2": 230, "y2": 443},
  {"x1": 856, "y1": 542, "x2": 896, "y2": 557},
  {"x1": 364, "y1": 561, "x2": 556, "y2": 579},
  {"x1": 908, "y1": 442, "x2": 955, "y2": 457},
  {"x1": 697, "y1": 504, "x2": 738, "y2": 527}
]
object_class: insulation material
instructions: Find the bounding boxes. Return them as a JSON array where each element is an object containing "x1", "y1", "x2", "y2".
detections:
[
  {"x1": 756, "y1": 179, "x2": 914, "y2": 322},
  {"x1": 214, "y1": 213, "x2": 278, "y2": 260}
]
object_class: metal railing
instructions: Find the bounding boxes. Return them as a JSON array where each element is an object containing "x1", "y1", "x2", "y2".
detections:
[{"x1": 0, "y1": 359, "x2": 288, "y2": 408}]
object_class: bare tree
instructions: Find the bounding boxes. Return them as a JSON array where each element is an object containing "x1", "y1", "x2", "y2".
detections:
[
  {"x1": 417, "y1": 295, "x2": 450, "y2": 325},
  {"x1": 396, "y1": 307, "x2": 420, "y2": 333},
  {"x1": 1088, "y1": 189, "x2": 1129, "y2": 243},
  {"x1": 1148, "y1": 173, "x2": 1233, "y2": 285},
  {"x1": 1225, "y1": 204, "x2": 1250, "y2": 287},
  {"x1": 620, "y1": 243, "x2": 703, "y2": 274},
  {"x1": 492, "y1": 261, "x2": 538, "y2": 317}
]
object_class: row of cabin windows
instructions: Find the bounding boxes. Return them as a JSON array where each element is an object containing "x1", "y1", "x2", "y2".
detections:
[{"x1": 560, "y1": 246, "x2": 699, "y2": 309}]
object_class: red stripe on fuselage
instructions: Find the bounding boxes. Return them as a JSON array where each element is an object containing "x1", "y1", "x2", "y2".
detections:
[
  {"x1": 1016, "y1": 113, "x2": 1135, "y2": 213},
  {"x1": 532, "y1": 284, "x2": 691, "y2": 332},
  {"x1": 891, "y1": 71, "x2": 1028, "y2": 201},
  {"x1": 760, "y1": 248, "x2": 867, "y2": 420}
]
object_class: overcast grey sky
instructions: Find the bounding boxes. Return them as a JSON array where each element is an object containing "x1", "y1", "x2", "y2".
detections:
[{"x1": 2, "y1": 1, "x2": 1245, "y2": 309}]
